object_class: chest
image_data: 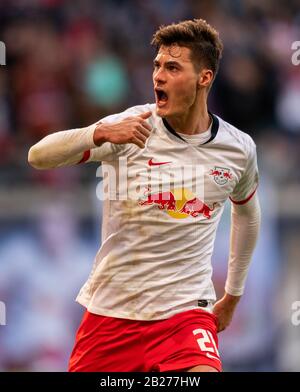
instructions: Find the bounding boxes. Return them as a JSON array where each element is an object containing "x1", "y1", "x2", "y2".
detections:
[{"x1": 122, "y1": 143, "x2": 243, "y2": 206}]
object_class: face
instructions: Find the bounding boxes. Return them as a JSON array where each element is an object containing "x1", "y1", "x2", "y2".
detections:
[{"x1": 152, "y1": 44, "x2": 200, "y2": 118}]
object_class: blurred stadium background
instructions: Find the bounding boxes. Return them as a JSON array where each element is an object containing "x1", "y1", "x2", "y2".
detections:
[{"x1": 0, "y1": 0, "x2": 300, "y2": 372}]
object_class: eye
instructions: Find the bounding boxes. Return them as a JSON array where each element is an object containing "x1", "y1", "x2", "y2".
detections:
[{"x1": 168, "y1": 65, "x2": 178, "y2": 72}]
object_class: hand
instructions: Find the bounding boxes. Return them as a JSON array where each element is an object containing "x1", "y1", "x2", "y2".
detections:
[
  {"x1": 212, "y1": 293, "x2": 241, "y2": 333},
  {"x1": 93, "y1": 111, "x2": 152, "y2": 149}
]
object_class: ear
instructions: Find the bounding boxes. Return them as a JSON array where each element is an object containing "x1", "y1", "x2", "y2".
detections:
[{"x1": 197, "y1": 69, "x2": 214, "y2": 88}]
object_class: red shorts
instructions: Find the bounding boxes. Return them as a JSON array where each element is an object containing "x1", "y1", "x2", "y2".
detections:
[{"x1": 69, "y1": 308, "x2": 222, "y2": 372}]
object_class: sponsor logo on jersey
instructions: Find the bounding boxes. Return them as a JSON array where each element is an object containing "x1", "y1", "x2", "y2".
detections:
[
  {"x1": 209, "y1": 166, "x2": 232, "y2": 185},
  {"x1": 148, "y1": 158, "x2": 172, "y2": 166},
  {"x1": 139, "y1": 187, "x2": 216, "y2": 219}
]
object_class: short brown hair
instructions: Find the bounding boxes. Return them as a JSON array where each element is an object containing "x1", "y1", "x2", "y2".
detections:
[{"x1": 151, "y1": 19, "x2": 223, "y2": 77}]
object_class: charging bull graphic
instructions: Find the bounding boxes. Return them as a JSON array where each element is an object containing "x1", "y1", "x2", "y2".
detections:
[
  {"x1": 139, "y1": 190, "x2": 176, "y2": 211},
  {"x1": 179, "y1": 197, "x2": 216, "y2": 219},
  {"x1": 139, "y1": 187, "x2": 216, "y2": 219}
]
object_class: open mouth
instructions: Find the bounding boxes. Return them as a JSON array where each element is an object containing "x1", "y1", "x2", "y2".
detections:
[{"x1": 155, "y1": 89, "x2": 168, "y2": 106}]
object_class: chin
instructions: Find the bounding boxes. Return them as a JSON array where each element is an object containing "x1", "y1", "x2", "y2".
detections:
[{"x1": 155, "y1": 104, "x2": 171, "y2": 118}]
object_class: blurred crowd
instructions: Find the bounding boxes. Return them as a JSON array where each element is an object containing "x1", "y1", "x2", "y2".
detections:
[
  {"x1": 0, "y1": 0, "x2": 299, "y2": 185},
  {"x1": 0, "y1": 0, "x2": 300, "y2": 372}
]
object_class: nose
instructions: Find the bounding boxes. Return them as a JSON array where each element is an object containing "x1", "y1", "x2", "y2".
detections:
[{"x1": 153, "y1": 67, "x2": 166, "y2": 84}]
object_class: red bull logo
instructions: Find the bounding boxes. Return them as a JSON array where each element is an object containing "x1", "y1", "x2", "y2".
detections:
[
  {"x1": 139, "y1": 190, "x2": 176, "y2": 211},
  {"x1": 179, "y1": 197, "x2": 216, "y2": 219},
  {"x1": 210, "y1": 166, "x2": 232, "y2": 185},
  {"x1": 139, "y1": 187, "x2": 216, "y2": 219}
]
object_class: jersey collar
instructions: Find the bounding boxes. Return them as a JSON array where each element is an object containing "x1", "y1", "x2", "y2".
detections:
[{"x1": 162, "y1": 112, "x2": 219, "y2": 145}]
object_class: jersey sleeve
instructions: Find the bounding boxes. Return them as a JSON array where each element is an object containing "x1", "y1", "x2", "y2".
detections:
[
  {"x1": 229, "y1": 136, "x2": 259, "y2": 204},
  {"x1": 85, "y1": 104, "x2": 154, "y2": 163}
]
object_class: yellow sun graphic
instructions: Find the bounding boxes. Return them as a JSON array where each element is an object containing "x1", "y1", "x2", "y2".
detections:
[{"x1": 167, "y1": 188, "x2": 195, "y2": 219}]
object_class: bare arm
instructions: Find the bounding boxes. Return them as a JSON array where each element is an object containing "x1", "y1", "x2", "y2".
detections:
[{"x1": 213, "y1": 192, "x2": 261, "y2": 332}]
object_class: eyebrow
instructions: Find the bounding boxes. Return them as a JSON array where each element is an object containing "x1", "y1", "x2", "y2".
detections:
[{"x1": 153, "y1": 59, "x2": 182, "y2": 67}]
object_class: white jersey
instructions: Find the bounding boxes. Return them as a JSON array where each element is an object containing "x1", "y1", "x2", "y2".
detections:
[{"x1": 76, "y1": 103, "x2": 259, "y2": 320}]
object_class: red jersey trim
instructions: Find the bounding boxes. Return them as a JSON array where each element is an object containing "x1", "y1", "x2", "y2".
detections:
[
  {"x1": 77, "y1": 150, "x2": 91, "y2": 164},
  {"x1": 229, "y1": 186, "x2": 258, "y2": 205}
]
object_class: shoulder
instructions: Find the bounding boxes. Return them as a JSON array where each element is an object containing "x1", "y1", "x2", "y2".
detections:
[
  {"x1": 99, "y1": 103, "x2": 156, "y2": 124},
  {"x1": 216, "y1": 115, "x2": 256, "y2": 155}
]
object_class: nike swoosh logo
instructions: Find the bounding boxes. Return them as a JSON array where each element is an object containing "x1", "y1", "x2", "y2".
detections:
[{"x1": 148, "y1": 158, "x2": 172, "y2": 166}]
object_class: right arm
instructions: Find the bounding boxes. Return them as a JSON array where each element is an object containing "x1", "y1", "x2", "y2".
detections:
[
  {"x1": 28, "y1": 124, "x2": 97, "y2": 169},
  {"x1": 28, "y1": 111, "x2": 152, "y2": 170}
]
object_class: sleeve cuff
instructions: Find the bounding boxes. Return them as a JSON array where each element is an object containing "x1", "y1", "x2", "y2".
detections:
[
  {"x1": 225, "y1": 285, "x2": 245, "y2": 297},
  {"x1": 77, "y1": 150, "x2": 91, "y2": 164},
  {"x1": 77, "y1": 123, "x2": 98, "y2": 164},
  {"x1": 229, "y1": 186, "x2": 258, "y2": 205}
]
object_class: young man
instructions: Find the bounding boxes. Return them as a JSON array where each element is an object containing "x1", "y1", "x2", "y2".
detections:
[{"x1": 28, "y1": 19, "x2": 261, "y2": 372}]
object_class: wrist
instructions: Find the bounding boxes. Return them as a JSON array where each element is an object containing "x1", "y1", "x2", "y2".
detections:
[
  {"x1": 222, "y1": 292, "x2": 241, "y2": 306},
  {"x1": 93, "y1": 123, "x2": 109, "y2": 146}
]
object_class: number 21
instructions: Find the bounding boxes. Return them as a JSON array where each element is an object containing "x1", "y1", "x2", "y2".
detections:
[{"x1": 193, "y1": 328, "x2": 220, "y2": 359}]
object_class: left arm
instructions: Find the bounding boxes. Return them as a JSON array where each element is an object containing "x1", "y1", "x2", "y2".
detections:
[{"x1": 213, "y1": 192, "x2": 261, "y2": 332}]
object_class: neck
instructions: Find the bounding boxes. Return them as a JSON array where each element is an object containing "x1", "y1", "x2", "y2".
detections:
[{"x1": 165, "y1": 93, "x2": 211, "y2": 135}]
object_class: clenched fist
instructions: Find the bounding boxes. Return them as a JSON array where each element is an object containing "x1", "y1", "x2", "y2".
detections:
[
  {"x1": 212, "y1": 293, "x2": 241, "y2": 333},
  {"x1": 93, "y1": 111, "x2": 152, "y2": 149}
]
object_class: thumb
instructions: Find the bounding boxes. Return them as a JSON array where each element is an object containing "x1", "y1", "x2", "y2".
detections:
[{"x1": 138, "y1": 111, "x2": 152, "y2": 120}]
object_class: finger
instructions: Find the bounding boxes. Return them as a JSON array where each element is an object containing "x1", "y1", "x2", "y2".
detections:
[
  {"x1": 135, "y1": 132, "x2": 147, "y2": 144},
  {"x1": 132, "y1": 136, "x2": 145, "y2": 149},
  {"x1": 140, "y1": 119, "x2": 152, "y2": 132},
  {"x1": 213, "y1": 312, "x2": 220, "y2": 330},
  {"x1": 138, "y1": 111, "x2": 152, "y2": 120},
  {"x1": 218, "y1": 323, "x2": 226, "y2": 333},
  {"x1": 137, "y1": 124, "x2": 151, "y2": 137}
]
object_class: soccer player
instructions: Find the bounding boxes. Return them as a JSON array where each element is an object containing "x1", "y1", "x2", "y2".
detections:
[{"x1": 28, "y1": 19, "x2": 261, "y2": 372}]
